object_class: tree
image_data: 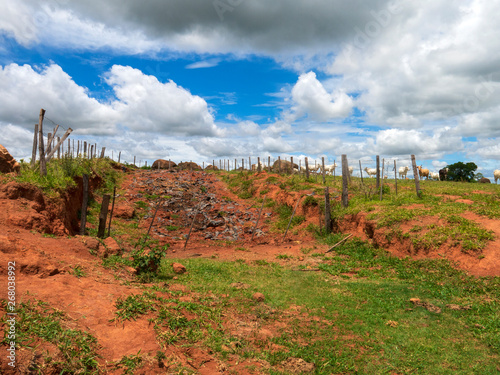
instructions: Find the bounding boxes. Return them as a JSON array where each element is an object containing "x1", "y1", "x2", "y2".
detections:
[{"x1": 446, "y1": 162, "x2": 477, "y2": 182}]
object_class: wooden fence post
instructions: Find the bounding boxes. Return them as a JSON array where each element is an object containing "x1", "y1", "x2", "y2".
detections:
[
  {"x1": 341, "y1": 154, "x2": 349, "y2": 208},
  {"x1": 257, "y1": 157, "x2": 261, "y2": 172},
  {"x1": 97, "y1": 194, "x2": 111, "y2": 238},
  {"x1": 359, "y1": 160, "x2": 364, "y2": 184},
  {"x1": 305, "y1": 157, "x2": 309, "y2": 179},
  {"x1": 278, "y1": 156, "x2": 281, "y2": 174},
  {"x1": 46, "y1": 129, "x2": 73, "y2": 162},
  {"x1": 80, "y1": 174, "x2": 89, "y2": 235},
  {"x1": 38, "y1": 109, "x2": 47, "y2": 176},
  {"x1": 47, "y1": 133, "x2": 52, "y2": 156},
  {"x1": 107, "y1": 187, "x2": 116, "y2": 237},
  {"x1": 322, "y1": 157, "x2": 326, "y2": 184},
  {"x1": 411, "y1": 155, "x2": 421, "y2": 197},
  {"x1": 291, "y1": 156, "x2": 294, "y2": 174},
  {"x1": 379, "y1": 158, "x2": 385, "y2": 201},
  {"x1": 376, "y1": 155, "x2": 380, "y2": 189},
  {"x1": 242, "y1": 158, "x2": 244, "y2": 170},
  {"x1": 324, "y1": 187, "x2": 331, "y2": 234},
  {"x1": 84, "y1": 141, "x2": 87, "y2": 157},
  {"x1": 57, "y1": 137, "x2": 61, "y2": 159},
  {"x1": 118, "y1": 151, "x2": 121, "y2": 164},
  {"x1": 394, "y1": 160, "x2": 398, "y2": 195},
  {"x1": 333, "y1": 159, "x2": 336, "y2": 179},
  {"x1": 68, "y1": 139, "x2": 71, "y2": 157},
  {"x1": 268, "y1": 156, "x2": 271, "y2": 171},
  {"x1": 31, "y1": 124, "x2": 38, "y2": 168}
]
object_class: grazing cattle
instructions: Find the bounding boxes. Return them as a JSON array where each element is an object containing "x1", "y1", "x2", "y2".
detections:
[
  {"x1": 318, "y1": 163, "x2": 337, "y2": 175},
  {"x1": 364, "y1": 167, "x2": 377, "y2": 177},
  {"x1": 430, "y1": 172, "x2": 440, "y2": 180},
  {"x1": 398, "y1": 166, "x2": 409, "y2": 179},
  {"x1": 348, "y1": 166, "x2": 354, "y2": 176},
  {"x1": 494, "y1": 169, "x2": 500, "y2": 184},
  {"x1": 479, "y1": 177, "x2": 491, "y2": 184},
  {"x1": 418, "y1": 165, "x2": 430, "y2": 179},
  {"x1": 439, "y1": 168, "x2": 448, "y2": 181}
]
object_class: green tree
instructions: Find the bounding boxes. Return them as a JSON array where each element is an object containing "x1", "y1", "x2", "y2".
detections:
[{"x1": 446, "y1": 162, "x2": 477, "y2": 182}]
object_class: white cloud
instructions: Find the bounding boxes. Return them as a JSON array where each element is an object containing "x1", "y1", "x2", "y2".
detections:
[
  {"x1": 0, "y1": 63, "x2": 221, "y2": 137},
  {"x1": 105, "y1": 65, "x2": 220, "y2": 136},
  {"x1": 373, "y1": 127, "x2": 464, "y2": 158},
  {"x1": 290, "y1": 72, "x2": 353, "y2": 121},
  {"x1": 186, "y1": 58, "x2": 221, "y2": 69}
]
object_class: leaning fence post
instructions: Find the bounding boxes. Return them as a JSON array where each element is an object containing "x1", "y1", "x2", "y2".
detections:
[
  {"x1": 38, "y1": 109, "x2": 47, "y2": 176},
  {"x1": 341, "y1": 154, "x2": 349, "y2": 208},
  {"x1": 31, "y1": 124, "x2": 38, "y2": 168},
  {"x1": 107, "y1": 186, "x2": 116, "y2": 237},
  {"x1": 80, "y1": 174, "x2": 89, "y2": 235},
  {"x1": 97, "y1": 194, "x2": 111, "y2": 239},
  {"x1": 144, "y1": 199, "x2": 162, "y2": 244},
  {"x1": 411, "y1": 155, "x2": 421, "y2": 197}
]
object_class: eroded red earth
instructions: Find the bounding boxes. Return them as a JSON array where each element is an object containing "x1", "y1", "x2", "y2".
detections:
[{"x1": 0, "y1": 169, "x2": 498, "y2": 373}]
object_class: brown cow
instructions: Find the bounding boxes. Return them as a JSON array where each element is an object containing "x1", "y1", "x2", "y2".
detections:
[{"x1": 418, "y1": 165, "x2": 430, "y2": 179}]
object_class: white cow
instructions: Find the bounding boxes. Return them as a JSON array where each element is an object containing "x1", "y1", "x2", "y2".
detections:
[
  {"x1": 318, "y1": 163, "x2": 338, "y2": 175},
  {"x1": 364, "y1": 167, "x2": 377, "y2": 177},
  {"x1": 348, "y1": 166, "x2": 354, "y2": 176},
  {"x1": 494, "y1": 169, "x2": 500, "y2": 184},
  {"x1": 430, "y1": 172, "x2": 440, "y2": 180},
  {"x1": 398, "y1": 166, "x2": 409, "y2": 179}
]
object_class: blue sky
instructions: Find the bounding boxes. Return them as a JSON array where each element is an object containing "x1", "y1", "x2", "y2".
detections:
[{"x1": 1, "y1": 0, "x2": 499, "y2": 178}]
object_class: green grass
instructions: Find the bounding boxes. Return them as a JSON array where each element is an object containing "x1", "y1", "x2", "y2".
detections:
[
  {"x1": 1, "y1": 299, "x2": 100, "y2": 373},
  {"x1": 15, "y1": 157, "x2": 120, "y2": 196},
  {"x1": 156, "y1": 237, "x2": 500, "y2": 374}
]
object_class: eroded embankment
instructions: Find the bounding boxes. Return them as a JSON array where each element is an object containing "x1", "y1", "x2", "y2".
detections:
[{"x1": 0, "y1": 176, "x2": 101, "y2": 235}]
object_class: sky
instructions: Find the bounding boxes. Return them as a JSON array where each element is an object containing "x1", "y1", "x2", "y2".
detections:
[{"x1": 0, "y1": 0, "x2": 499, "y2": 178}]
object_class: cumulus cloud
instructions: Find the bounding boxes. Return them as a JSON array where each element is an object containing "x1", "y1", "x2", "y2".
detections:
[
  {"x1": 0, "y1": 63, "x2": 221, "y2": 137},
  {"x1": 373, "y1": 127, "x2": 464, "y2": 158},
  {"x1": 290, "y1": 72, "x2": 353, "y2": 121},
  {"x1": 0, "y1": 63, "x2": 119, "y2": 134},
  {"x1": 105, "y1": 65, "x2": 220, "y2": 136}
]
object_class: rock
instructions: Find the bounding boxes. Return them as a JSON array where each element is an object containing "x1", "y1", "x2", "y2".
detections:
[
  {"x1": 177, "y1": 162, "x2": 201, "y2": 171},
  {"x1": 113, "y1": 204, "x2": 135, "y2": 219},
  {"x1": 124, "y1": 266, "x2": 137, "y2": 274},
  {"x1": 252, "y1": 292, "x2": 265, "y2": 302},
  {"x1": 76, "y1": 236, "x2": 100, "y2": 251},
  {"x1": 172, "y1": 262, "x2": 187, "y2": 274},
  {"x1": 0, "y1": 145, "x2": 20, "y2": 174},
  {"x1": 479, "y1": 177, "x2": 491, "y2": 184},
  {"x1": 152, "y1": 159, "x2": 177, "y2": 169},
  {"x1": 272, "y1": 159, "x2": 298, "y2": 174},
  {"x1": 103, "y1": 237, "x2": 121, "y2": 256}
]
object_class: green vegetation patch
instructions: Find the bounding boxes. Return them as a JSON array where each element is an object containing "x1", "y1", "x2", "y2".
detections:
[{"x1": 1, "y1": 299, "x2": 100, "y2": 373}]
